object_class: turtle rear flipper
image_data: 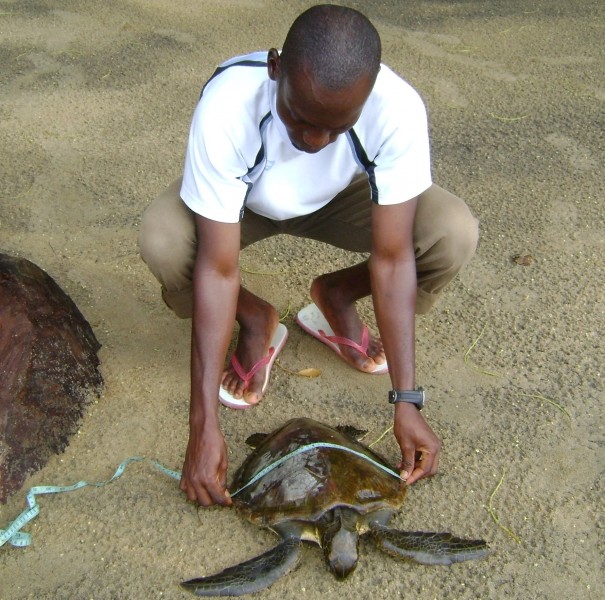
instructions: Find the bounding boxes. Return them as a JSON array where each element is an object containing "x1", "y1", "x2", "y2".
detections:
[
  {"x1": 371, "y1": 523, "x2": 488, "y2": 566},
  {"x1": 181, "y1": 537, "x2": 301, "y2": 597}
]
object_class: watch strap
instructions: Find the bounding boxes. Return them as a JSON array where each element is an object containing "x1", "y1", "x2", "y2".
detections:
[{"x1": 388, "y1": 387, "x2": 425, "y2": 409}]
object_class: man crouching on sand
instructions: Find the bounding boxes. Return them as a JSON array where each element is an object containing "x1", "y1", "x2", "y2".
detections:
[{"x1": 139, "y1": 4, "x2": 478, "y2": 506}]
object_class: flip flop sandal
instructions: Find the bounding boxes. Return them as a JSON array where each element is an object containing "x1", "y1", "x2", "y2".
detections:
[
  {"x1": 295, "y1": 303, "x2": 388, "y2": 375},
  {"x1": 219, "y1": 323, "x2": 289, "y2": 409}
]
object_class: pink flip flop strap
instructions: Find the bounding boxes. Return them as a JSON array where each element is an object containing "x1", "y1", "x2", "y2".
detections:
[
  {"x1": 230, "y1": 347, "x2": 275, "y2": 389},
  {"x1": 319, "y1": 325, "x2": 370, "y2": 357}
]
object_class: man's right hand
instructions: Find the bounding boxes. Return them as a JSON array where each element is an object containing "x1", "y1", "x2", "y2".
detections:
[{"x1": 179, "y1": 424, "x2": 232, "y2": 507}]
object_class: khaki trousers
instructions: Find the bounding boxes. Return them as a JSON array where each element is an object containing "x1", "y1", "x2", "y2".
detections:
[{"x1": 139, "y1": 176, "x2": 478, "y2": 318}]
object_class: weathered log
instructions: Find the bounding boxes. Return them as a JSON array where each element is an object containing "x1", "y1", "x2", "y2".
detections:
[{"x1": 0, "y1": 254, "x2": 103, "y2": 502}]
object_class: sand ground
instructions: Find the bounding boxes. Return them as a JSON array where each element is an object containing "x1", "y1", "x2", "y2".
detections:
[{"x1": 1, "y1": 1, "x2": 603, "y2": 598}]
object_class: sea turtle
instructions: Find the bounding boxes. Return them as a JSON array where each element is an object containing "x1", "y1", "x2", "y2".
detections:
[
  {"x1": 0, "y1": 253, "x2": 103, "y2": 503},
  {"x1": 181, "y1": 417, "x2": 488, "y2": 596}
]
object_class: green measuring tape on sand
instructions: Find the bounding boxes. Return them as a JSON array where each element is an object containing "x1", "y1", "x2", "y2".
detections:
[
  {"x1": 0, "y1": 444, "x2": 401, "y2": 548},
  {"x1": 0, "y1": 457, "x2": 148, "y2": 548}
]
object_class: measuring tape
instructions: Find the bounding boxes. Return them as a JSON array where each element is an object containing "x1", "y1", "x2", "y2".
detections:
[
  {"x1": 230, "y1": 442, "x2": 401, "y2": 496},
  {"x1": 1, "y1": 443, "x2": 400, "y2": 548},
  {"x1": 0, "y1": 457, "x2": 147, "y2": 547}
]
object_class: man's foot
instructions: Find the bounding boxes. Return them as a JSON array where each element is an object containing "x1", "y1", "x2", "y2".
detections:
[
  {"x1": 220, "y1": 306, "x2": 286, "y2": 407},
  {"x1": 304, "y1": 277, "x2": 387, "y2": 374}
]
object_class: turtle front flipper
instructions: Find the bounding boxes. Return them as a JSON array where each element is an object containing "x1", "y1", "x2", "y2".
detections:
[
  {"x1": 181, "y1": 537, "x2": 301, "y2": 597},
  {"x1": 371, "y1": 523, "x2": 488, "y2": 566}
]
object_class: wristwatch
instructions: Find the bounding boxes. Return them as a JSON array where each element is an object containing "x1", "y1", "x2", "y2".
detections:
[{"x1": 388, "y1": 387, "x2": 425, "y2": 410}]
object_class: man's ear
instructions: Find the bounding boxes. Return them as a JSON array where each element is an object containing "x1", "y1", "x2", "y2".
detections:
[{"x1": 267, "y1": 48, "x2": 281, "y2": 81}]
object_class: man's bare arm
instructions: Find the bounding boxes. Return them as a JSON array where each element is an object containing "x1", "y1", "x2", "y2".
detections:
[
  {"x1": 180, "y1": 214, "x2": 241, "y2": 506},
  {"x1": 369, "y1": 200, "x2": 441, "y2": 484}
]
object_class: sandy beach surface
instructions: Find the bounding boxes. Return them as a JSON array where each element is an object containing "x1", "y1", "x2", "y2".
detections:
[{"x1": 1, "y1": 1, "x2": 603, "y2": 598}]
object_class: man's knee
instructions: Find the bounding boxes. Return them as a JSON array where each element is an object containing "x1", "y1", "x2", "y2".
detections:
[
  {"x1": 139, "y1": 214, "x2": 178, "y2": 276},
  {"x1": 414, "y1": 186, "x2": 478, "y2": 305},
  {"x1": 444, "y1": 201, "x2": 479, "y2": 269},
  {"x1": 416, "y1": 185, "x2": 478, "y2": 269},
  {"x1": 138, "y1": 178, "x2": 197, "y2": 292}
]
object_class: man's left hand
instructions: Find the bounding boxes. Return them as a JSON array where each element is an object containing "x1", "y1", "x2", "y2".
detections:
[{"x1": 393, "y1": 402, "x2": 441, "y2": 485}]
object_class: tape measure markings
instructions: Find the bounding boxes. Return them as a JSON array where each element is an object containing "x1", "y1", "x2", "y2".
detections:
[{"x1": 1, "y1": 443, "x2": 400, "y2": 548}]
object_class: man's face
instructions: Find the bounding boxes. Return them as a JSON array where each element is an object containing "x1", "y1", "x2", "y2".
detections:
[{"x1": 271, "y1": 57, "x2": 373, "y2": 154}]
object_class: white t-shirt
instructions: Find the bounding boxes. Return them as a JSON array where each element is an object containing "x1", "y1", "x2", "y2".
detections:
[{"x1": 181, "y1": 51, "x2": 432, "y2": 223}]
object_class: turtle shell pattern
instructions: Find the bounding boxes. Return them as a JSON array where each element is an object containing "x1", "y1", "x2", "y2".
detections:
[{"x1": 231, "y1": 418, "x2": 406, "y2": 527}]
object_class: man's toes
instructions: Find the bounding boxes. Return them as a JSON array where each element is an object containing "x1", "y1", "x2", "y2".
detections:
[
  {"x1": 222, "y1": 373, "x2": 243, "y2": 398},
  {"x1": 351, "y1": 353, "x2": 375, "y2": 373},
  {"x1": 363, "y1": 358, "x2": 380, "y2": 372},
  {"x1": 243, "y1": 389, "x2": 261, "y2": 405}
]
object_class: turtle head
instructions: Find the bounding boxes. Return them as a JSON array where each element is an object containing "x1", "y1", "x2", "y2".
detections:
[{"x1": 320, "y1": 507, "x2": 360, "y2": 579}]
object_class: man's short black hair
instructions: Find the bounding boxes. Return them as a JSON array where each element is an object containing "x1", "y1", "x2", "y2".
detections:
[{"x1": 281, "y1": 4, "x2": 381, "y2": 90}]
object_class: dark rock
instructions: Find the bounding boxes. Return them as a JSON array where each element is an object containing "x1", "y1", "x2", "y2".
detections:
[{"x1": 0, "y1": 254, "x2": 103, "y2": 502}]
